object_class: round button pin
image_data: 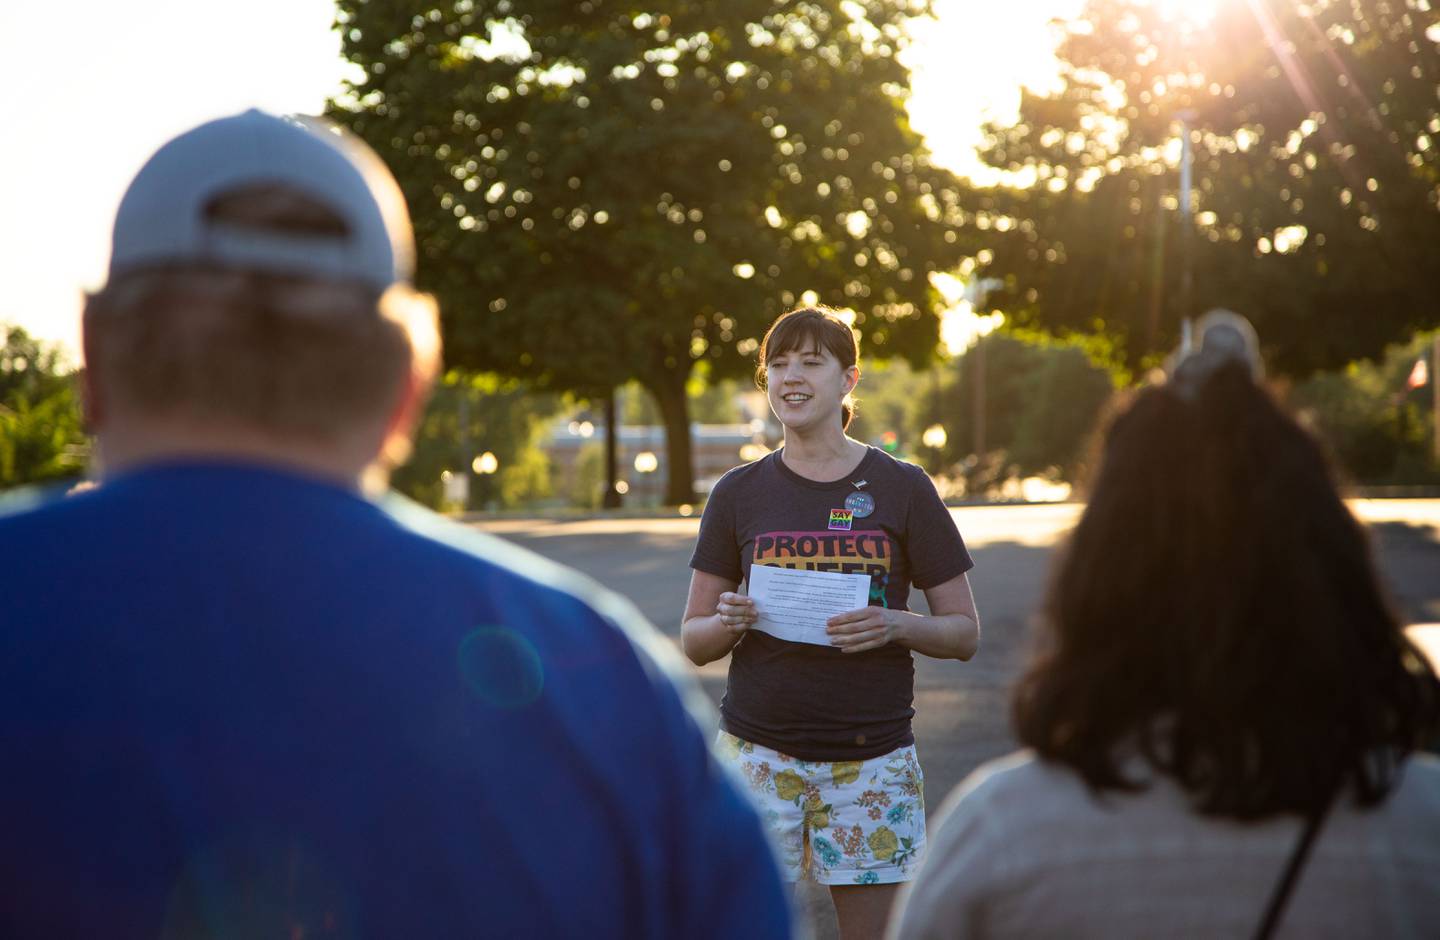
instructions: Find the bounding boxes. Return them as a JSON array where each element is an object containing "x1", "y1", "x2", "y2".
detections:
[{"x1": 844, "y1": 491, "x2": 875, "y2": 518}]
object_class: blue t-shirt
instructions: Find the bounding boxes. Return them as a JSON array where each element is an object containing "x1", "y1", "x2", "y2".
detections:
[
  {"x1": 689, "y1": 447, "x2": 973, "y2": 761},
  {"x1": 0, "y1": 462, "x2": 789, "y2": 939}
]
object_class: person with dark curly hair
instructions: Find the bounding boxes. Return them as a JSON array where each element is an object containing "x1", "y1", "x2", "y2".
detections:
[{"x1": 891, "y1": 312, "x2": 1440, "y2": 939}]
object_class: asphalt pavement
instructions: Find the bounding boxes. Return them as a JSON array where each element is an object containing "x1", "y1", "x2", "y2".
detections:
[{"x1": 473, "y1": 500, "x2": 1440, "y2": 937}]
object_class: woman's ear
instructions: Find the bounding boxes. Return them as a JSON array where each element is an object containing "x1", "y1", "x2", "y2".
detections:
[{"x1": 844, "y1": 365, "x2": 861, "y2": 395}]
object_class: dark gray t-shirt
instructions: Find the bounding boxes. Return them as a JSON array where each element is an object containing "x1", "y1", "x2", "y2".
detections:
[{"x1": 689, "y1": 446, "x2": 973, "y2": 761}]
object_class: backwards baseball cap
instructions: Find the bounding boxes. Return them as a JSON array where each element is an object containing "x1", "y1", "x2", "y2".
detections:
[{"x1": 108, "y1": 109, "x2": 415, "y2": 291}]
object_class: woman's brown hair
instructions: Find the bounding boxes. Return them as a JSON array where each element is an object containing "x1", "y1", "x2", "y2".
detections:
[{"x1": 1014, "y1": 362, "x2": 1439, "y2": 819}]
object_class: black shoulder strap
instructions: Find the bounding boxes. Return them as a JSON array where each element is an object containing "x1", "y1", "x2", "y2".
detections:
[{"x1": 1251, "y1": 786, "x2": 1339, "y2": 940}]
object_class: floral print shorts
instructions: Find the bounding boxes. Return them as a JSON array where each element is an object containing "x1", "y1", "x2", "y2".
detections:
[{"x1": 715, "y1": 730, "x2": 926, "y2": 885}]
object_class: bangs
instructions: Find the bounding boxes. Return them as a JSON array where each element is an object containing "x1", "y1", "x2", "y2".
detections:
[
  {"x1": 760, "y1": 307, "x2": 858, "y2": 368},
  {"x1": 764, "y1": 317, "x2": 830, "y2": 360}
]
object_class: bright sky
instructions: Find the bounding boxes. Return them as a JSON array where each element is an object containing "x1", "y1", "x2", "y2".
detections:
[{"x1": 0, "y1": 0, "x2": 1086, "y2": 362}]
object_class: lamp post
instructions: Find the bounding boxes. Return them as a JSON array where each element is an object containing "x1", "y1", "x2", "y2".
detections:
[
  {"x1": 472, "y1": 451, "x2": 498, "y2": 510},
  {"x1": 456, "y1": 382, "x2": 474, "y2": 510},
  {"x1": 634, "y1": 450, "x2": 659, "y2": 506},
  {"x1": 440, "y1": 469, "x2": 468, "y2": 513}
]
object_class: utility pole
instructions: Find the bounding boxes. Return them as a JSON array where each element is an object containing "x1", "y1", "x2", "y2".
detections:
[
  {"x1": 973, "y1": 337, "x2": 986, "y2": 459},
  {"x1": 1146, "y1": 174, "x2": 1167, "y2": 354},
  {"x1": 1177, "y1": 109, "x2": 1198, "y2": 354},
  {"x1": 1433, "y1": 334, "x2": 1440, "y2": 464},
  {"x1": 963, "y1": 278, "x2": 1004, "y2": 470}
]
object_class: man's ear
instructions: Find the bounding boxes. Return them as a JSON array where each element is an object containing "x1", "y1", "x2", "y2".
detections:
[{"x1": 378, "y1": 366, "x2": 431, "y2": 468}]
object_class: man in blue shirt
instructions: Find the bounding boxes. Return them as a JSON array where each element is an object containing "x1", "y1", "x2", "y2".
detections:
[{"x1": 0, "y1": 110, "x2": 788, "y2": 938}]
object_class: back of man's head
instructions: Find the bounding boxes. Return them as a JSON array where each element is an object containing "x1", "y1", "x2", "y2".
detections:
[{"x1": 84, "y1": 110, "x2": 440, "y2": 477}]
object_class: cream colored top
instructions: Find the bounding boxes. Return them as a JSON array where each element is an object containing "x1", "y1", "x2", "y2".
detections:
[{"x1": 891, "y1": 750, "x2": 1440, "y2": 939}]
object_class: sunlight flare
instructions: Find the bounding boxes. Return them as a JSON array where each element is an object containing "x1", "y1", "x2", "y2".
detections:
[{"x1": 1143, "y1": 0, "x2": 1223, "y2": 26}]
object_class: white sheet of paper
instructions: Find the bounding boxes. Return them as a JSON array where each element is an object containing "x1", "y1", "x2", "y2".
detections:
[{"x1": 747, "y1": 564, "x2": 871, "y2": 647}]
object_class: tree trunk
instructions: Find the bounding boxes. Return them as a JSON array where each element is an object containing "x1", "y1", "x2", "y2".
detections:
[
  {"x1": 601, "y1": 389, "x2": 622, "y2": 509},
  {"x1": 648, "y1": 370, "x2": 696, "y2": 506}
]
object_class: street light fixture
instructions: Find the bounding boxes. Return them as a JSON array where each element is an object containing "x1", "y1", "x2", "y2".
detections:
[
  {"x1": 440, "y1": 468, "x2": 468, "y2": 510},
  {"x1": 633, "y1": 451, "x2": 659, "y2": 505},
  {"x1": 471, "y1": 451, "x2": 499, "y2": 511}
]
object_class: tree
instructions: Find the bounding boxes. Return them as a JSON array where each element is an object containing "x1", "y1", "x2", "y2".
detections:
[
  {"x1": 392, "y1": 370, "x2": 560, "y2": 509},
  {"x1": 1007, "y1": 340, "x2": 1116, "y2": 478},
  {"x1": 911, "y1": 332, "x2": 1115, "y2": 485},
  {"x1": 331, "y1": 0, "x2": 968, "y2": 502},
  {"x1": 844, "y1": 356, "x2": 920, "y2": 448},
  {"x1": 0, "y1": 326, "x2": 88, "y2": 488},
  {"x1": 966, "y1": 0, "x2": 1439, "y2": 375},
  {"x1": 1290, "y1": 330, "x2": 1439, "y2": 483}
]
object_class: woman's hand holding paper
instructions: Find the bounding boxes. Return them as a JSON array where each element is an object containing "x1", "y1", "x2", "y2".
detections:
[
  {"x1": 826, "y1": 606, "x2": 900, "y2": 654},
  {"x1": 717, "y1": 591, "x2": 758, "y2": 637}
]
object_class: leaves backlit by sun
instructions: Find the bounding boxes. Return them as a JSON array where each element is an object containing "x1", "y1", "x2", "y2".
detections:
[
  {"x1": 905, "y1": 0, "x2": 1234, "y2": 180},
  {"x1": 903, "y1": 1, "x2": 1089, "y2": 179},
  {"x1": 1141, "y1": 0, "x2": 1223, "y2": 26}
]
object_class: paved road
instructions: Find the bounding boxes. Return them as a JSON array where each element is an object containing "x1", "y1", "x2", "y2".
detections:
[{"x1": 474, "y1": 500, "x2": 1440, "y2": 936}]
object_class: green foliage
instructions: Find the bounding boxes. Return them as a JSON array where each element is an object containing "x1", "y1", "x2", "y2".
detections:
[
  {"x1": 965, "y1": 0, "x2": 1440, "y2": 375},
  {"x1": 1008, "y1": 343, "x2": 1117, "y2": 477},
  {"x1": 612, "y1": 381, "x2": 660, "y2": 426},
  {"x1": 392, "y1": 371, "x2": 559, "y2": 509},
  {"x1": 1291, "y1": 332, "x2": 1439, "y2": 484},
  {"x1": 570, "y1": 441, "x2": 607, "y2": 509},
  {"x1": 330, "y1": 0, "x2": 970, "y2": 501},
  {"x1": 916, "y1": 334, "x2": 1032, "y2": 467},
  {"x1": 686, "y1": 375, "x2": 749, "y2": 425},
  {"x1": 496, "y1": 438, "x2": 553, "y2": 505},
  {"x1": 571, "y1": 373, "x2": 750, "y2": 428},
  {"x1": 684, "y1": 363, "x2": 757, "y2": 425},
  {"x1": 0, "y1": 326, "x2": 88, "y2": 488},
  {"x1": 912, "y1": 332, "x2": 1116, "y2": 483},
  {"x1": 846, "y1": 356, "x2": 924, "y2": 450}
]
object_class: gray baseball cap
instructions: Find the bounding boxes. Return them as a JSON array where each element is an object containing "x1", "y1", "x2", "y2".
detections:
[{"x1": 108, "y1": 109, "x2": 415, "y2": 290}]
